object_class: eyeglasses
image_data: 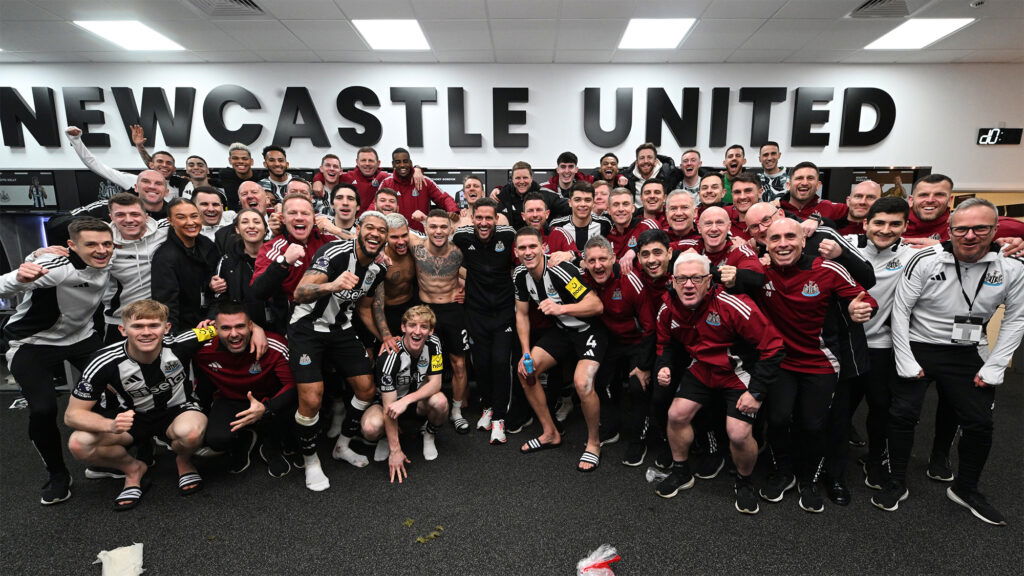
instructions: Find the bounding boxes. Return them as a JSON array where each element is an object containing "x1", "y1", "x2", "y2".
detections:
[
  {"x1": 746, "y1": 209, "x2": 779, "y2": 233},
  {"x1": 950, "y1": 225, "x2": 994, "y2": 237},
  {"x1": 672, "y1": 274, "x2": 711, "y2": 286}
]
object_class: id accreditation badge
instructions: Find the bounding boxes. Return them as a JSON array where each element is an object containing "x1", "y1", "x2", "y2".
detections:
[{"x1": 951, "y1": 315, "x2": 984, "y2": 344}]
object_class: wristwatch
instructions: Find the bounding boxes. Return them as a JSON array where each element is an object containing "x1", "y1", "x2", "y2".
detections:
[{"x1": 275, "y1": 255, "x2": 288, "y2": 267}]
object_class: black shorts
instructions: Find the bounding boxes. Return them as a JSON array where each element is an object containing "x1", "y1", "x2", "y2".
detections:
[
  {"x1": 535, "y1": 323, "x2": 607, "y2": 365},
  {"x1": 385, "y1": 297, "x2": 419, "y2": 337},
  {"x1": 429, "y1": 302, "x2": 470, "y2": 355},
  {"x1": 128, "y1": 404, "x2": 203, "y2": 446},
  {"x1": 676, "y1": 372, "x2": 756, "y2": 425},
  {"x1": 288, "y1": 325, "x2": 372, "y2": 383}
]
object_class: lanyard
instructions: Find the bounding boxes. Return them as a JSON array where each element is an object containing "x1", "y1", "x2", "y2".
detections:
[{"x1": 953, "y1": 261, "x2": 991, "y2": 313}]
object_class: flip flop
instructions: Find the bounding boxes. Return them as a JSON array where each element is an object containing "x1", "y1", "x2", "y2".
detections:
[
  {"x1": 577, "y1": 450, "x2": 601, "y2": 473},
  {"x1": 520, "y1": 437, "x2": 562, "y2": 454},
  {"x1": 112, "y1": 477, "x2": 150, "y2": 511},
  {"x1": 451, "y1": 416, "x2": 470, "y2": 435},
  {"x1": 178, "y1": 472, "x2": 203, "y2": 496}
]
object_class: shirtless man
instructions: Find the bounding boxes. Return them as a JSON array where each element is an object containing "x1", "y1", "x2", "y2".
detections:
[{"x1": 371, "y1": 213, "x2": 420, "y2": 348}]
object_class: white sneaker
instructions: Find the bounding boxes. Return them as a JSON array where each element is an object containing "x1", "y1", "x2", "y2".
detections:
[
  {"x1": 422, "y1": 431, "x2": 438, "y2": 461},
  {"x1": 476, "y1": 408, "x2": 494, "y2": 431},
  {"x1": 555, "y1": 397, "x2": 574, "y2": 422},
  {"x1": 490, "y1": 420, "x2": 507, "y2": 444},
  {"x1": 326, "y1": 402, "x2": 346, "y2": 439},
  {"x1": 373, "y1": 440, "x2": 390, "y2": 462},
  {"x1": 303, "y1": 454, "x2": 330, "y2": 492},
  {"x1": 331, "y1": 435, "x2": 369, "y2": 468}
]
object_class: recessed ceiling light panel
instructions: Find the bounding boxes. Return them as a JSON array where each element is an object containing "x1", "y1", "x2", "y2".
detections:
[
  {"x1": 73, "y1": 21, "x2": 185, "y2": 51},
  {"x1": 618, "y1": 18, "x2": 696, "y2": 50},
  {"x1": 352, "y1": 20, "x2": 430, "y2": 51},
  {"x1": 865, "y1": 18, "x2": 974, "y2": 50}
]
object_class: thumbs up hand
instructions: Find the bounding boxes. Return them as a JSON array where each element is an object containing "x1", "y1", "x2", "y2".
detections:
[{"x1": 849, "y1": 291, "x2": 872, "y2": 323}]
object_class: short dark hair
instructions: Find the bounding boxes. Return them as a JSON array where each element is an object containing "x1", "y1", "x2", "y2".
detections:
[
  {"x1": 192, "y1": 185, "x2": 227, "y2": 206},
  {"x1": 166, "y1": 197, "x2": 197, "y2": 213},
  {"x1": 512, "y1": 160, "x2": 532, "y2": 173},
  {"x1": 571, "y1": 181, "x2": 594, "y2": 196},
  {"x1": 185, "y1": 154, "x2": 207, "y2": 165},
  {"x1": 356, "y1": 146, "x2": 379, "y2": 160},
  {"x1": 392, "y1": 147, "x2": 410, "y2": 159},
  {"x1": 600, "y1": 152, "x2": 618, "y2": 164},
  {"x1": 152, "y1": 150, "x2": 175, "y2": 163},
  {"x1": 108, "y1": 192, "x2": 143, "y2": 210},
  {"x1": 331, "y1": 182, "x2": 360, "y2": 205},
  {"x1": 636, "y1": 229, "x2": 670, "y2": 251},
  {"x1": 515, "y1": 225, "x2": 542, "y2": 243},
  {"x1": 426, "y1": 208, "x2": 449, "y2": 220},
  {"x1": 68, "y1": 217, "x2": 112, "y2": 240},
  {"x1": 557, "y1": 151, "x2": 578, "y2": 165},
  {"x1": 914, "y1": 173, "x2": 954, "y2": 191},
  {"x1": 473, "y1": 197, "x2": 498, "y2": 213},
  {"x1": 641, "y1": 178, "x2": 665, "y2": 193},
  {"x1": 866, "y1": 197, "x2": 910, "y2": 222},
  {"x1": 681, "y1": 149, "x2": 701, "y2": 159},
  {"x1": 700, "y1": 173, "x2": 724, "y2": 187},
  {"x1": 731, "y1": 171, "x2": 759, "y2": 186},
  {"x1": 320, "y1": 154, "x2": 340, "y2": 165},
  {"x1": 522, "y1": 191, "x2": 548, "y2": 208},
  {"x1": 262, "y1": 145, "x2": 286, "y2": 159},
  {"x1": 213, "y1": 301, "x2": 249, "y2": 319},
  {"x1": 726, "y1": 144, "x2": 745, "y2": 157},
  {"x1": 791, "y1": 161, "x2": 820, "y2": 176},
  {"x1": 376, "y1": 187, "x2": 399, "y2": 201},
  {"x1": 759, "y1": 141, "x2": 780, "y2": 153},
  {"x1": 635, "y1": 142, "x2": 657, "y2": 157}
]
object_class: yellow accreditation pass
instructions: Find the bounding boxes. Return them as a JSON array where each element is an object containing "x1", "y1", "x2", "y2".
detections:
[
  {"x1": 430, "y1": 354, "x2": 444, "y2": 372},
  {"x1": 565, "y1": 277, "x2": 586, "y2": 299},
  {"x1": 193, "y1": 326, "x2": 217, "y2": 342}
]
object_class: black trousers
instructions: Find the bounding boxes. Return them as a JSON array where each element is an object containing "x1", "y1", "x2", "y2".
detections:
[
  {"x1": 465, "y1": 309, "x2": 515, "y2": 421},
  {"x1": 8, "y1": 335, "x2": 103, "y2": 475},
  {"x1": 767, "y1": 369, "x2": 837, "y2": 482},
  {"x1": 595, "y1": 341, "x2": 648, "y2": 441},
  {"x1": 888, "y1": 343, "x2": 994, "y2": 492},
  {"x1": 848, "y1": 347, "x2": 897, "y2": 463},
  {"x1": 205, "y1": 388, "x2": 299, "y2": 453}
]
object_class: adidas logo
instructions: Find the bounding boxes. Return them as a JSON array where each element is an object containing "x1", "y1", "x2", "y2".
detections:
[
  {"x1": 583, "y1": 350, "x2": 594, "y2": 357},
  {"x1": 929, "y1": 271, "x2": 947, "y2": 282},
  {"x1": 125, "y1": 374, "x2": 143, "y2": 386},
  {"x1": 208, "y1": 361, "x2": 223, "y2": 372},
  {"x1": 504, "y1": 326, "x2": 512, "y2": 332},
  {"x1": 468, "y1": 245, "x2": 476, "y2": 250},
  {"x1": 71, "y1": 283, "x2": 91, "y2": 288}
]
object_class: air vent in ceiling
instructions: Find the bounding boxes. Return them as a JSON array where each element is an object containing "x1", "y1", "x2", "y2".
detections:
[
  {"x1": 185, "y1": 0, "x2": 264, "y2": 18},
  {"x1": 849, "y1": 0, "x2": 911, "y2": 18}
]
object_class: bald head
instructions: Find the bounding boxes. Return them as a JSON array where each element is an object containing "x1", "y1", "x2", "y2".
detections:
[
  {"x1": 698, "y1": 206, "x2": 731, "y2": 252},
  {"x1": 764, "y1": 217, "x2": 805, "y2": 267},
  {"x1": 847, "y1": 180, "x2": 882, "y2": 221},
  {"x1": 135, "y1": 169, "x2": 167, "y2": 208},
  {"x1": 699, "y1": 206, "x2": 729, "y2": 224},
  {"x1": 238, "y1": 180, "x2": 263, "y2": 195},
  {"x1": 744, "y1": 202, "x2": 781, "y2": 244}
]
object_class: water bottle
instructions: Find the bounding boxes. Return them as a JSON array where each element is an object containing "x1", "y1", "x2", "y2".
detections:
[{"x1": 523, "y1": 353, "x2": 535, "y2": 375}]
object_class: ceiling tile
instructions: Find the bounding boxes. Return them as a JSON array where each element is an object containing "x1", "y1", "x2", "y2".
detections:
[
  {"x1": 315, "y1": 50, "x2": 381, "y2": 62},
  {"x1": 556, "y1": 19, "x2": 627, "y2": 50},
  {"x1": 784, "y1": 49, "x2": 856, "y2": 63},
  {"x1": 633, "y1": 0, "x2": 712, "y2": 18},
  {"x1": 670, "y1": 49, "x2": 735, "y2": 62},
  {"x1": 494, "y1": 49, "x2": 555, "y2": 63},
  {"x1": 78, "y1": 51, "x2": 205, "y2": 63},
  {"x1": 562, "y1": 0, "x2": 638, "y2": 19},
  {"x1": 31, "y1": 0, "x2": 198, "y2": 20},
  {"x1": 610, "y1": 49, "x2": 675, "y2": 63},
  {"x1": 486, "y1": 0, "x2": 559, "y2": 20},
  {"x1": 740, "y1": 18, "x2": 828, "y2": 50},
  {"x1": 704, "y1": 0, "x2": 788, "y2": 19},
  {"x1": 841, "y1": 50, "x2": 902, "y2": 63},
  {"x1": 155, "y1": 21, "x2": 248, "y2": 52},
  {"x1": 929, "y1": 19, "x2": 1024, "y2": 50},
  {"x1": 435, "y1": 50, "x2": 495, "y2": 62},
  {"x1": 258, "y1": 0, "x2": 345, "y2": 20},
  {"x1": 0, "y1": 21, "x2": 112, "y2": 51},
  {"x1": 555, "y1": 49, "x2": 615, "y2": 63},
  {"x1": 377, "y1": 51, "x2": 438, "y2": 62},
  {"x1": 727, "y1": 48, "x2": 795, "y2": 62},
  {"x1": 412, "y1": 0, "x2": 489, "y2": 20},
  {"x1": 0, "y1": 1, "x2": 62, "y2": 20},
  {"x1": 801, "y1": 19, "x2": 902, "y2": 50},
  {"x1": 917, "y1": 0, "x2": 1023, "y2": 19},
  {"x1": 893, "y1": 49, "x2": 976, "y2": 63},
  {"x1": 333, "y1": 0, "x2": 416, "y2": 19},
  {"x1": 680, "y1": 18, "x2": 765, "y2": 50},
  {"x1": 775, "y1": 0, "x2": 859, "y2": 19},
  {"x1": 213, "y1": 20, "x2": 306, "y2": 51},
  {"x1": 11, "y1": 51, "x2": 91, "y2": 62},
  {"x1": 957, "y1": 49, "x2": 1024, "y2": 63},
  {"x1": 193, "y1": 51, "x2": 264, "y2": 63},
  {"x1": 282, "y1": 20, "x2": 368, "y2": 51},
  {"x1": 253, "y1": 50, "x2": 322, "y2": 63},
  {"x1": 490, "y1": 19, "x2": 557, "y2": 50},
  {"x1": 420, "y1": 20, "x2": 493, "y2": 51}
]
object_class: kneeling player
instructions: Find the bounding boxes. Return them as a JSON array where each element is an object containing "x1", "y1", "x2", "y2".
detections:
[
  {"x1": 363, "y1": 306, "x2": 448, "y2": 483},
  {"x1": 654, "y1": 254, "x2": 784, "y2": 514},
  {"x1": 65, "y1": 300, "x2": 209, "y2": 511}
]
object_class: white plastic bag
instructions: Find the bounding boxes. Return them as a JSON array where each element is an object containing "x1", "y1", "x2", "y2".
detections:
[
  {"x1": 576, "y1": 544, "x2": 621, "y2": 576},
  {"x1": 93, "y1": 542, "x2": 145, "y2": 576}
]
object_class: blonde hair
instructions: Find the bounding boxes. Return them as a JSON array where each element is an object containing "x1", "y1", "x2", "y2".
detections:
[
  {"x1": 121, "y1": 299, "x2": 169, "y2": 323},
  {"x1": 402, "y1": 305, "x2": 437, "y2": 330}
]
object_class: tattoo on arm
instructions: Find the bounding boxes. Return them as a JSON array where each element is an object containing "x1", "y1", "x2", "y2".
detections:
[
  {"x1": 293, "y1": 271, "x2": 330, "y2": 303},
  {"x1": 138, "y1": 147, "x2": 153, "y2": 167},
  {"x1": 372, "y1": 284, "x2": 391, "y2": 339}
]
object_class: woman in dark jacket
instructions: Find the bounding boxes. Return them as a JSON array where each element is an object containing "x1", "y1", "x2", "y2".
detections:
[
  {"x1": 151, "y1": 198, "x2": 220, "y2": 332},
  {"x1": 216, "y1": 208, "x2": 281, "y2": 331}
]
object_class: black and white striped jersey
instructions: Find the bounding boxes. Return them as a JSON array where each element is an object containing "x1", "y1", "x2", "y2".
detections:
[
  {"x1": 548, "y1": 214, "x2": 612, "y2": 253},
  {"x1": 513, "y1": 260, "x2": 595, "y2": 333},
  {"x1": 0, "y1": 252, "x2": 109, "y2": 356},
  {"x1": 375, "y1": 336, "x2": 444, "y2": 399},
  {"x1": 289, "y1": 240, "x2": 387, "y2": 333},
  {"x1": 73, "y1": 329, "x2": 208, "y2": 413}
]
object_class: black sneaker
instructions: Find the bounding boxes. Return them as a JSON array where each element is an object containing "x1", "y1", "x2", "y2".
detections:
[
  {"x1": 798, "y1": 481, "x2": 825, "y2": 513},
  {"x1": 862, "y1": 459, "x2": 889, "y2": 490},
  {"x1": 734, "y1": 476, "x2": 759, "y2": 514},
  {"x1": 654, "y1": 445, "x2": 673, "y2": 470},
  {"x1": 694, "y1": 453, "x2": 725, "y2": 480},
  {"x1": 259, "y1": 443, "x2": 291, "y2": 478},
  {"x1": 825, "y1": 479, "x2": 851, "y2": 506},
  {"x1": 228, "y1": 429, "x2": 257, "y2": 474},
  {"x1": 622, "y1": 442, "x2": 647, "y2": 467},
  {"x1": 40, "y1": 472, "x2": 72, "y2": 506},
  {"x1": 599, "y1": 427, "x2": 620, "y2": 447},
  {"x1": 85, "y1": 466, "x2": 126, "y2": 480},
  {"x1": 655, "y1": 464, "x2": 695, "y2": 498},
  {"x1": 946, "y1": 486, "x2": 1006, "y2": 526},
  {"x1": 848, "y1": 425, "x2": 866, "y2": 447},
  {"x1": 871, "y1": 482, "x2": 909, "y2": 512},
  {"x1": 759, "y1": 472, "x2": 796, "y2": 503},
  {"x1": 926, "y1": 456, "x2": 954, "y2": 482},
  {"x1": 506, "y1": 417, "x2": 534, "y2": 435},
  {"x1": 283, "y1": 449, "x2": 304, "y2": 469}
]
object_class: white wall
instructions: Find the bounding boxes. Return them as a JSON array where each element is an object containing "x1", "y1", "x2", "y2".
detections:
[{"x1": 1, "y1": 62, "x2": 1022, "y2": 190}]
